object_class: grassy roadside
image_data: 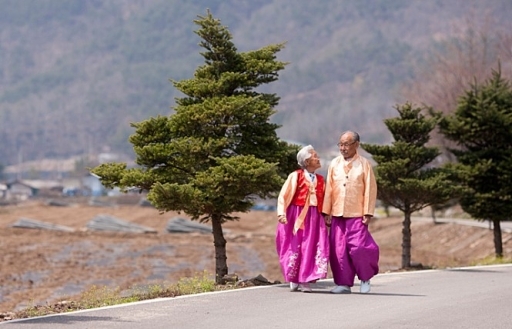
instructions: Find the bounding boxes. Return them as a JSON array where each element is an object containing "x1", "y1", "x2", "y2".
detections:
[
  {"x1": 0, "y1": 271, "x2": 265, "y2": 322},
  {"x1": 470, "y1": 255, "x2": 512, "y2": 266}
]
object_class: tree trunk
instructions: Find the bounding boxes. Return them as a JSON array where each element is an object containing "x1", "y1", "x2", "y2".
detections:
[
  {"x1": 211, "y1": 213, "x2": 228, "y2": 283},
  {"x1": 384, "y1": 205, "x2": 390, "y2": 217},
  {"x1": 492, "y1": 218, "x2": 503, "y2": 258},
  {"x1": 401, "y1": 211, "x2": 412, "y2": 269}
]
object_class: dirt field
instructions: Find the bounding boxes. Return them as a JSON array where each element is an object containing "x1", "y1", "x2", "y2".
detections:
[{"x1": 1, "y1": 197, "x2": 511, "y2": 314}]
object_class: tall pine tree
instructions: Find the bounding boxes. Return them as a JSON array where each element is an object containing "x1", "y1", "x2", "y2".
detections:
[
  {"x1": 438, "y1": 68, "x2": 512, "y2": 258},
  {"x1": 92, "y1": 11, "x2": 298, "y2": 282},
  {"x1": 363, "y1": 103, "x2": 459, "y2": 268}
]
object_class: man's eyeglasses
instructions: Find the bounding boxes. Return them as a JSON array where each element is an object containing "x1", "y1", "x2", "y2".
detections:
[{"x1": 337, "y1": 141, "x2": 357, "y2": 148}]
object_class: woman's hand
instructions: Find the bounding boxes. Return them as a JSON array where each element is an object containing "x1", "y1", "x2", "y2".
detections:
[{"x1": 278, "y1": 215, "x2": 287, "y2": 224}]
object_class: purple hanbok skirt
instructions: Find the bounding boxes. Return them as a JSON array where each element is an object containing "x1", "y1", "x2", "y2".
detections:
[{"x1": 275, "y1": 205, "x2": 329, "y2": 283}]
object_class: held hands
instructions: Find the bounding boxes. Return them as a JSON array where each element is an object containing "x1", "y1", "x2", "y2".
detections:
[
  {"x1": 324, "y1": 215, "x2": 332, "y2": 227},
  {"x1": 278, "y1": 214, "x2": 287, "y2": 224}
]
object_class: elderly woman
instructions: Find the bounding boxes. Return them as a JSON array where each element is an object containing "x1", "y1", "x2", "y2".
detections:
[{"x1": 275, "y1": 145, "x2": 329, "y2": 292}]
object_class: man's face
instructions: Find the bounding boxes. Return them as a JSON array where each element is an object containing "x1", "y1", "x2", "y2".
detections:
[{"x1": 338, "y1": 134, "x2": 358, "y2": 159}]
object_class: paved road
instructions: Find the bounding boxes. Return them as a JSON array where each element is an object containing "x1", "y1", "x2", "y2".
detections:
[
  {"x1": 412, "y1": 216, "x2": 512, "y2": 233},
  {"x1": 2, "y1": 264, "x2": 511, "y2": 329}
]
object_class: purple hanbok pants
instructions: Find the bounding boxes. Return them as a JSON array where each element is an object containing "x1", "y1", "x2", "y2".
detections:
[
  {"x1": 276, "y1": 205, "x2": 329, "y2": 283},
  {"x1": 329, "y1": 216, "x2": 379, "y2": 287}
]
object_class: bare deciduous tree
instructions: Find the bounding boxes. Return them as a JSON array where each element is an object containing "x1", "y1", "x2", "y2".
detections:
[{"x1": 399, "y1": 12, "x2": 512, "y2": 161}]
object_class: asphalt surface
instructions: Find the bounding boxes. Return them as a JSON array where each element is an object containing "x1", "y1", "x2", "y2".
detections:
[
  {"x1": 412, "y1": 216, "x2": 512, "y2": 233},
  {"x1": 2, "y1": 264, "x2": 511, "y2": 329}
]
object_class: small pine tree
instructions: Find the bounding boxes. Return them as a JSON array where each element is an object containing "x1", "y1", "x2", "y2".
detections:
[
  {"x1": 438, "y1": 67, "x2": 512, "y2": 258},
  {"x1": 363, "y1": 103, "x2": 459, "y2": 269},
  {"x1": 92, "y1": 11, "x2": 298, "y2": 282}
]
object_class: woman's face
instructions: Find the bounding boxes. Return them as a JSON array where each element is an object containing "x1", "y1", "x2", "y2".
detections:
[{"x1": 306, "y1": 150, "x2": 321, "y2": 171}]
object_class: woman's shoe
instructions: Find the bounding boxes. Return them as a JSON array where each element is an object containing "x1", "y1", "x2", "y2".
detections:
[
  {"x1": 299, "y1": 283, "x2": 312, "y2": 293},
  {"x1": 290, "y1": 282, "x2": 299, "y2": 292}
]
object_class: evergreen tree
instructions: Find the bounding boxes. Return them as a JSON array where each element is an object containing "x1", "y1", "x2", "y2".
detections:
[
  {"x1": 363, "y1": 103, "x2": 459, "y2": 269},
  {"x1": 92, "y1": 11, "x2": 298, "y2": 283},
  {"x1": 438, "y1": 68, "x2": 512, "y2": 258}
]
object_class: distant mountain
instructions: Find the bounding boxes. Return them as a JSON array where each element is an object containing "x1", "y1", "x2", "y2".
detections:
[{"x1": 1, "y1": 0, "x2": 511, "y2": 168}]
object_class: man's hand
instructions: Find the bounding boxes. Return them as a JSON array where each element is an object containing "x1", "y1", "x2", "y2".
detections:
[
  {"x1": 278, "y1": 215, "x2": 287, "y2": 224},
  {"x1": 362, "y1": 215, "x2": 372, "y2": 225}
]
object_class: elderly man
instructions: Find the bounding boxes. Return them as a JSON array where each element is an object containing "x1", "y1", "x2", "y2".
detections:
[
  {"x1": 276, "y1": 145, "x2": 329, "y2": 293},
  {"x1": 323, "y1": 131, "x2": 379, "y2": 294}
]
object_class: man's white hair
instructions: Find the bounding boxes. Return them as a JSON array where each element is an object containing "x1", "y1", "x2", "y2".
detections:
[{"x1": 297, "y1": 145, "x2": 314, "y2": 168}]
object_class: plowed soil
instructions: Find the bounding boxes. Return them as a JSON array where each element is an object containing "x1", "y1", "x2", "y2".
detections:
[{"x1": 1, "y1": 197, "x2": 511, "y2": 313}]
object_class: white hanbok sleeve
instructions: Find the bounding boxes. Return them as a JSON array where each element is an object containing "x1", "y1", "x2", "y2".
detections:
[{"x1": 276, "y1": 171, "x2": 298, "y2": 217}]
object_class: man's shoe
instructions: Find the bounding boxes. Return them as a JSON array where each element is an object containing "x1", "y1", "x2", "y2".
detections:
[
  {"x1": 299, "y1": 283, "x2": 312, "y2": 293},
  {"x1": 360, "y1": 280, "x2": 371, "y2": 294},
  {"x1": 290, "y1": 282, "x2": 299, "y2": 292},
  {"x1": 330, "y1": 285, "x2": 351, "y2": 294}
]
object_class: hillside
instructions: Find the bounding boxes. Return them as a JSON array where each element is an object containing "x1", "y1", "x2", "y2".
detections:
[
  {"x1": 1, "y1": 199, "x2": 511, "y2": 314},
  {"x1": 1, "y1": 0, "x2": 512, "y2": 169}
]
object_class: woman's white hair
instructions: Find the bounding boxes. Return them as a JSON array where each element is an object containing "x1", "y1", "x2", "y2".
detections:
[{"x1": 297, "y1": 145, "x2": 314, "y2": 168}]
